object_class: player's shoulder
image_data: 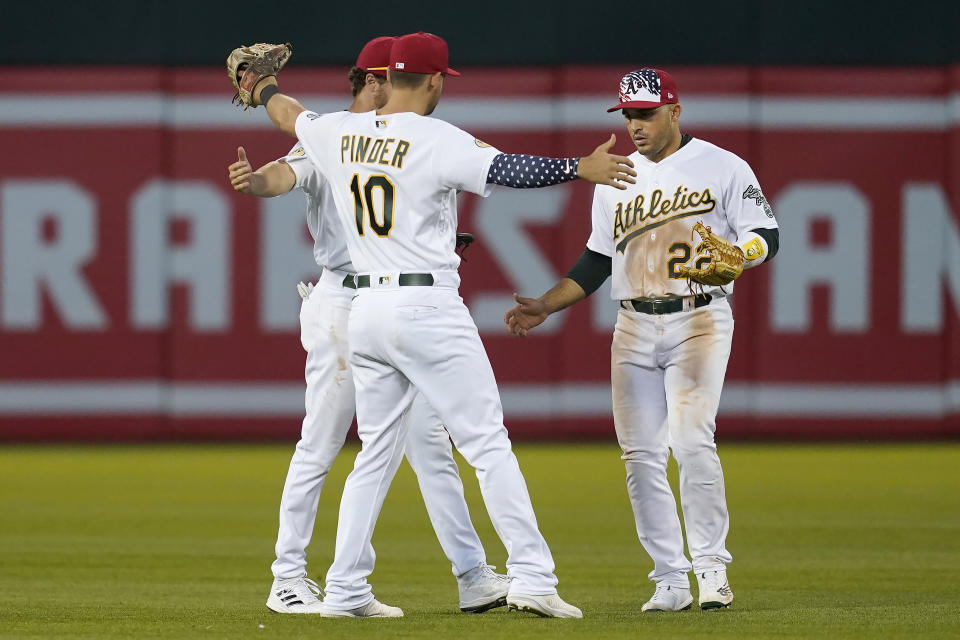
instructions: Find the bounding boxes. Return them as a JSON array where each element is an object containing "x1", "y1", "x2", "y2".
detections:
[
  {"x1": 686, "y1": 137, "x2": 750, "y2": 170},
  {"x1": 417, "y1": 115, "x2": 474, "y2": 140},
  {"x1": 300, "y1": 109, "x2": 353, "y2": 128}
]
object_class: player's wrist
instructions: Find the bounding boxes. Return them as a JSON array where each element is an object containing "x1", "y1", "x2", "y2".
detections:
[
  {"x1": 738, "y1": 232, "x2": 767, "y2": 269},
  {"x1": 248, "y1": 172, "x2": 269, "y2": 196},
  {"x1": 253, "y1": 77, "x2": 279, "y2": 105}
]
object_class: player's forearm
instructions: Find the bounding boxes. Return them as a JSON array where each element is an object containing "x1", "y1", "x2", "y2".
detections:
[
  {"x1": 253, "y1": 79, "x2": 305, "y2": 137},
  {"x1": 486, "y1": 137, "x2": 635, "y2": 191},
  {"x1": 738, "y1": 227, "x2": 780, "y2": 269},
  {"x1": 251, "y1": 161, "x2": 297, "y2": 197},
  {"x1": 487, "y1": 154, "x2": 580, "y2": 188},
  {"x1": 539, "y1": 278, "x2": 587, "y2": 315}
]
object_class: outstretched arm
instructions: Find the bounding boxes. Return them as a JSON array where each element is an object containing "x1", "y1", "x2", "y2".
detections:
[
  {"x1": 487, "y1": 134, "x2": 636, "y2": 191},
  {"x1": 504, "y1": 247, "x2": 611, "y2": 337},
  {"x1": 228, "y1": 146, "x2": 296, "y2": 197},
  {"x1": 504, "y1": 279, "x2": 586, "y2": 337},
  {"x1": 250, "y1": 78, "x2": 305, "y2": 138}
]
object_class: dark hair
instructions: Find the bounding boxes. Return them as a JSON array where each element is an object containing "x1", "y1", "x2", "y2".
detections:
[
  {"x1": 387, "y1": 69, "x2": 429, "y2": 90},
  {"x1": 347, "y1": 66, "x2": 386, "y2": 97}
]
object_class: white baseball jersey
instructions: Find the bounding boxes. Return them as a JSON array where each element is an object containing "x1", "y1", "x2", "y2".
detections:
[
  {"x1": 293, "y1": 110, "x2": 500, "y2": 275},
  {"x1": 280, "y1": 143, "x2": 355, "y2": 273},
  {"x1": 291, "y1": 110, "x2": 563, "y2": 607},
  {"x1": 587, "y1": 137, "x2": 778, "y2": 300}
]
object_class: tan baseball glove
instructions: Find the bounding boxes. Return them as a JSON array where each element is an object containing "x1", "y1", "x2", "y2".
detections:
[
  {"x1": 677, "y1": 222, "x2": 745, "y2": 287},
  {"x1": 226, "y1": 43, "x2": 292, "y2": 110}
]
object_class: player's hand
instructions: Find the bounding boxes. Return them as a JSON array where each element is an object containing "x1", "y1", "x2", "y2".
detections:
[
  {"x1": 229, "y1": 146, "x2": 256, "y2": 194},
  {"x1": 504, "y1": 292, "x2": 549, "y2": 337},
  {"x1": 577, "y1": 134, "x2": 636, "y2": 190}
]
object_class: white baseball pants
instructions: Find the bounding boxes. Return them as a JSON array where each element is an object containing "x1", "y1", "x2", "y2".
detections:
[
  {"x1": 611, "y1": 297, "x2": 734, "y2": 589},
  {"x1": 322, "y1": 282, "x2": 558, "y2": 611},
  {"x1": 271, "y1": 271, "x2": 487, "y2": 581}
]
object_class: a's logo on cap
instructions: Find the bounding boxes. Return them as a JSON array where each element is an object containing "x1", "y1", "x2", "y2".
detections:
[
  {"x1": 395, "y1": 62, "x2": 405, "y2": 70},
  {"x1": 619, "y1": 69, "x2": 662, "y2": 104}
]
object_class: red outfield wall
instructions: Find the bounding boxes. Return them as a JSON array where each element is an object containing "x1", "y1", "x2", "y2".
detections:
[{"x1": 0, "y1": 66, "x2": 958, "y2": 441}]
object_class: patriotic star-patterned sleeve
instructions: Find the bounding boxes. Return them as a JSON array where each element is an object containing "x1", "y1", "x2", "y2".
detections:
[
  {"x1": 585, "y1": 186, "x2": 615, "y2": 258},
  {"x1": 486, "y1": 154, "x2": 581, "y2": 189},
  {"x1": 434, "y1": 121, "x2": 502, "y2": 197}
]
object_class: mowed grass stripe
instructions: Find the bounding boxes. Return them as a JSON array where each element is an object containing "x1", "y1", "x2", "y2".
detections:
[{"x1": 0, "y1": 443, "x2": 958, "y2": 638}]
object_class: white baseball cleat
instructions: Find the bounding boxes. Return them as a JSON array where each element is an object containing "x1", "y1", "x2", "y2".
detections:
[
  {"x1": 697, "y1": 568, "x2": 733, "y2": 609},
  {"x1": 641, "y1": 585, "x2": 693, "y2": 612},
  {"x1": 458, "y1": 562, "x2": 510, "y2": 613},
  {"x1": 266, "y1": 576, "x2": 325, "y2": 614},
  {"x1": 507, "y1": 593, "x2": 583, "y2": 618},
  {"x1": 320, "y1": 599, "x2": 404, "y2": 618}
]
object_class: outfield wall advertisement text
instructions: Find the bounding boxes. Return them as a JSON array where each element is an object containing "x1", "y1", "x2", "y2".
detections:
[{"x1": 1, "y1": 66, "x2": 958, "y2": 440}]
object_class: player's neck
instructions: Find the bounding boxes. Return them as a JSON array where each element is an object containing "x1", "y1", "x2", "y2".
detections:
[
  {"x1": 348, "y1": 96, "x2": 376, "y2": 113},
  {"x1": 377, "y1": 90, "x2": 431, "y2": 116}
]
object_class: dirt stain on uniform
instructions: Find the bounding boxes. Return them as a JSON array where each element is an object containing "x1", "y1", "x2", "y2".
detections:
[
  {"x1": 624, "y1": 218, "x2": 697, "y2": 298},
  {"x1": 668, "y1": 305, "x2": 725, "y2": 441}
]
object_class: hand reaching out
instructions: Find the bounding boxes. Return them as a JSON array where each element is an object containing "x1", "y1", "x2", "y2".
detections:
[
  {"x1": 577, "y1": 134, "x2": 636, "y2": 190},
  {"x1": 504, "y1": 292, "x2": 550, "y2": 337}
]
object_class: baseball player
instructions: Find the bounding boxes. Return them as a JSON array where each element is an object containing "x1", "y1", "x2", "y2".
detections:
[
  {"x1": 230, "y1": 31, "x2": 637, "y2": 618},
  {"x1": 504, "y1": 68, "x2": 779, "y2": 613},
  {"x1": 228, "y1": 36, "x2": 510, "y2": 616}
]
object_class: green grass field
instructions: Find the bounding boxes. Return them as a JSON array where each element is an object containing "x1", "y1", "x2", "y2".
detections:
[{"x1": 1, "y1": 442, "x2": 958, "y2": 639}]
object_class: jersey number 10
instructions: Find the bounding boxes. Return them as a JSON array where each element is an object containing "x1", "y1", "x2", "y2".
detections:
[{"x1": 350, "y1": 173, "x2": 395, "y2": 237}]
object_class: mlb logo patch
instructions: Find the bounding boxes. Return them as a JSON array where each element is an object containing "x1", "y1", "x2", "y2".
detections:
[
  {"x1": 395, "y1": 62, "x2": 405, "y2": 70},
  {"x1": 378, "y1": 276, "x2": 391, "y2": 285},
  {"x1": 376, "y1": 120, "x2": 388, "y2": 128}
]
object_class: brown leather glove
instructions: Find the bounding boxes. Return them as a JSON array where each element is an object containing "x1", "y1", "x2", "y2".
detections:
[{"x1": 226, "y1": 43, "x2": 292, "y2": 110}]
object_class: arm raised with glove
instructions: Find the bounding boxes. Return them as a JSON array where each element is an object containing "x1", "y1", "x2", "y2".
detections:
[{"x1": 227, "y1": 42, "x2": 304, "y2": 136}]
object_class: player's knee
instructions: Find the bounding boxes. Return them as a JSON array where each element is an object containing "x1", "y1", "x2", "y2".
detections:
[
  {"x1": 669, "y1": 434, "x2": 717, "y2": 462},
  {"x1": 621, "y1": 445, "x2": 669, "y2": 466},
  {"x1": 458, "y1": 428, "x2": 512, "y2": 471}
]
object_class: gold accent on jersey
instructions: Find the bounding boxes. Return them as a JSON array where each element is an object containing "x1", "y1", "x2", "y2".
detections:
[
  {"x1": 666, "y1": 241, "x2": 711, "y2": 279},
  {"x1": 367, "y1": 174, "x2": 395, "y2": 238},
  {"x1": 340, "y1": 135, "x2": 411, "y2": 168},
  {"x1": 667, "y1": 242, "x2": 691, "y2": 279},
  {"x1": 351, "y1": 173, "x2": 396, "y2": 238},
  {"x1": 613, "y1": 185, "x2": 716, "y2": 253},
  {"x1": 742, "y1": 236, "x2": 765, "y2": 261}
]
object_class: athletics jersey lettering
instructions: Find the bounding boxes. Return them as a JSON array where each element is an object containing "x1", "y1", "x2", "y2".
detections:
[
  {"x1": 612, "y1": 184, "x2": 715, "y2": 252},
  {"x1": 340, "y1": 135, "x2": 411, "y2": 169},
  {"x1": 585, "y1": 138, "x2": 778, "y2": 300}
]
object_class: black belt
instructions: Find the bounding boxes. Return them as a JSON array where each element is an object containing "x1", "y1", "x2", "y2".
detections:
[
  {"x1": 355, "y1": 273, "x2": 435, "y2": 288},
  {"x1": 620, "y1": 294, "x2": 712, "y2": 315},
  {"x1": 341, "y1": 274, "x2": 357, "y2": 289}
]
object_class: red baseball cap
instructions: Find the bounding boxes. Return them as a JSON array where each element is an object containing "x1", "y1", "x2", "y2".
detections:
[
  {"x1": 356, "y1": 36, "x2": 396, "y2": 78},
  {"x1": 370, "y1": 31, "x2": 460, "y2": 77},
  {"x1": 607, "y1": 68, "x2": 679, "y2": 112}
]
